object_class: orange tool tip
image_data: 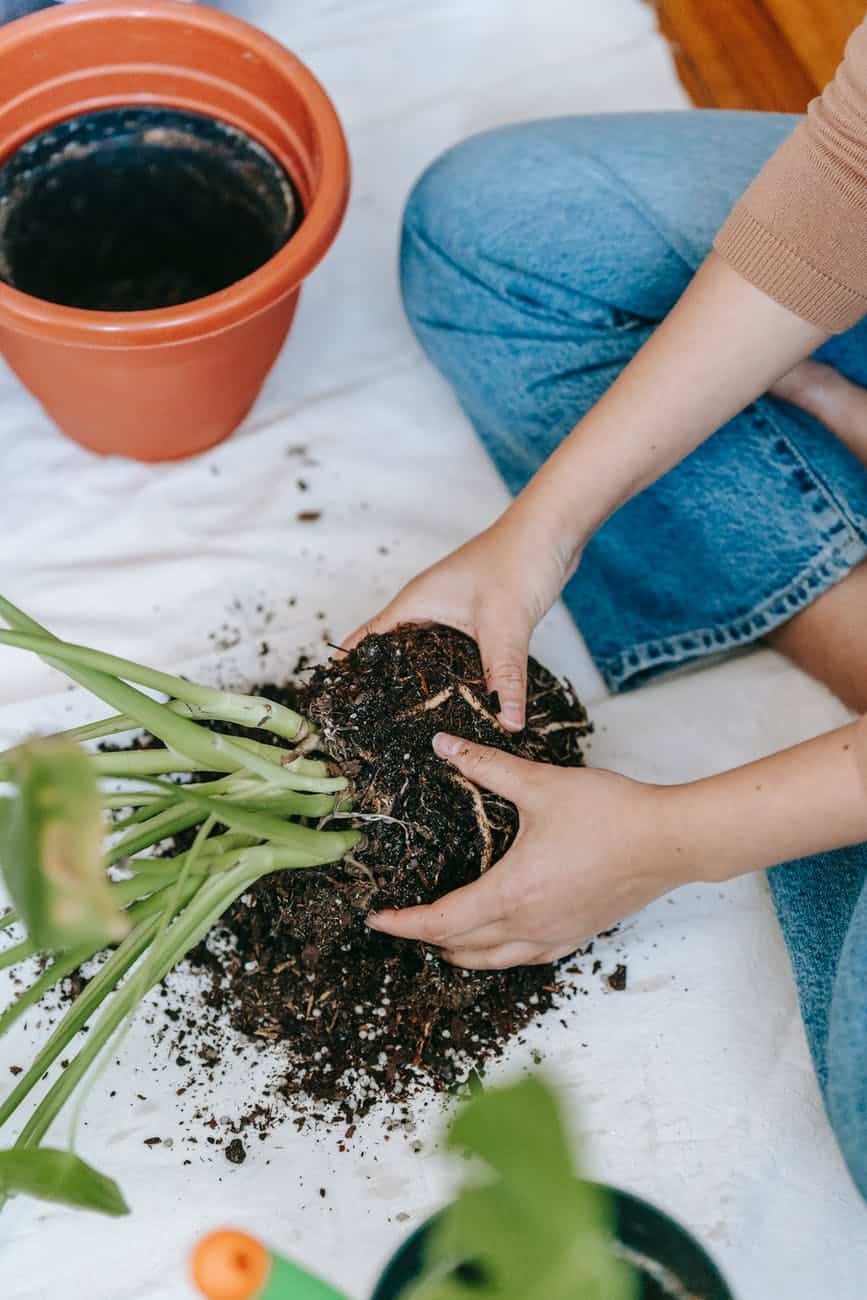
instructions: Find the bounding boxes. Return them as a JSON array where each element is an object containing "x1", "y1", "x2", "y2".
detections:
[{"x1": 192, "y1": 1229, "x2": 270, "y2": 1300}]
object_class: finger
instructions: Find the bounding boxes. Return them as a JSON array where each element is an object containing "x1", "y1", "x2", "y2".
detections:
[
  {"x1": 432, "y1": 733, "x2": 535, "y2": 805},
  {"x1": 427, "y1": 918, "x2": 514, "y2": 951},
  {"x1": 366, "y1": 872, "x2": 506, "y2": 945},
  {"x1": 441, "y1": 942, "x2": 544, "y2": 971},
  {"x1": 477, "y1": 621, "x2": 529, "y2": 731}
]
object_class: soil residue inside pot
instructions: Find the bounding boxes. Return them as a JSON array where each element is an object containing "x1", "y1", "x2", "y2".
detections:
[
  {"x1": 0, "y1": 106, "x2": 302, "y2": 311},
  {"x1": 190, "y1": 624, "x2": 592, "y2": 1118}
]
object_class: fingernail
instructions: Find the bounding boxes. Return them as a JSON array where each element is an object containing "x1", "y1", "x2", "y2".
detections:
[
  {"x1": 433, "y1": 732, "x2": 461, "y2": 757},
  {"x1": 366, "y1": 912, "x2": 384, "y2": 930},
  {"x1": 500, "y1": 708, "x2": 524, "y2": 732}
]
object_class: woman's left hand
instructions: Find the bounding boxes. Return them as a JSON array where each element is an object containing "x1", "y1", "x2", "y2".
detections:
[{"x1": 366, "y1": 733, "x2": 692, "y2": 969}]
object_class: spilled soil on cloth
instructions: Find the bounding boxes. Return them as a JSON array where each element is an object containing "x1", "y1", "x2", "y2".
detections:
[{"x1": 189, "y1": 624, "x2": 592, "y2": 1119}]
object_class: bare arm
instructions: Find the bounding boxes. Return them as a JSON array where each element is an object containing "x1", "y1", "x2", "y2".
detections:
[
  {"x1": 351, "y1": 252, "x2": 828, "y2": 728},
  {"x1": 367, "y1": 718, "x2": 867, "y2": 970},
  {"x1": 509, "y1": 251, "x2": 828, "y2": 577},
  {"x1": 666, "y1": 717, "x2": 867, "y2": 880},
  {"x1": 356, "y1": 257, "x2": 867, "y2": 969}
]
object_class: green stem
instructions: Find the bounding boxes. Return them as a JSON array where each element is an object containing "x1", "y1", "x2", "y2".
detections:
[
  {"x1": 0, "y1": 940, "x2": 34, "y2": 971},
  {"x1": 90, "y1": 750, "x2": 207, "y2": 778},
  {"x1": 0, "y1": 943, "x2": 96, "y2": 1038},
  {"x1": 0, "y1": 914, "x2": 164, "y2": 1131},
  {"x1": 66, "y1": 819, "x2": 219, "y2": 1149},
  {"x1": 3, "y1": 824, "x2": 357, "y2": 1144},
  {"x1": 107, "y1": 778, "x2": 342, "y2": 866},
  {"x1": 156, "y1": 778, "x2": 340, "y2": 817},
  {"x1": 107, "y1": 802, "x2": 210, "y2": 866},
  {"x1": 118, "y1": 834, "x2": 259, "y2": 888},
  {"x1": 14, "y1": 864, "x2": 258, "y2": 1149},
  {"x1": 0, "y1": 630, "x2": 314, "y2": 792},
  {"x1": 206, "y1": 773, "x2": 339, "y2": 810},
  {"x1": 0, "y1": 877, "x2": 199, "y2": 1043},
  {"x1": 105, "y1": 774, "x2": 337, "y2": 823},
  {"x1": 138, "y1": 780, "x2": 359, "y2": 857},
  {"x1": 89, "y1": 744, "x2": 343, "y2": 792},
  {"x1": 119, "y1": 879, "x2": 201, "y2": 923},
  {"x1": 101, "y1": 792, "x2": 165, "y2": 812},
  {"x1": 54, "y1": 714, "x2": 140, "y2": 745},
  {"x1": 0, "y1": 629, "x2": 305, "y2": 740},
  {"x1": 0, "y1": 877, "x2": 202, "y2": 1132},
  {"x1": 119, "y1": 827, "x2": 357, "y2": 898},
  {"x1": 165, "y1": 698, "x2": 306, "y2": 742},
  {"x1": 187, "y1": 837, "x2": 359, "y2": 876}
]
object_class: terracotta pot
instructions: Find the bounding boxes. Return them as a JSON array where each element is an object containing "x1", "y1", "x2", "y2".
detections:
[{"x1": 0, "y1": 0, "x2": 350, "y2": 460}]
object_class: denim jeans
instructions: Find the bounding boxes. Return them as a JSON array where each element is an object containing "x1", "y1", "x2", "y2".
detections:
[
  {"x1": 399, "y1": 111, "x2": 867, "y2": 1199},
  {"x1": 0, "y1": 0, "x2": 56, "y2": 20}
]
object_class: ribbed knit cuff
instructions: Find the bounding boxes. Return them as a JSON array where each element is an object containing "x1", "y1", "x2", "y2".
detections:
[{"x1": 714, "y1": 204, "x2": 867, "y2": 334}]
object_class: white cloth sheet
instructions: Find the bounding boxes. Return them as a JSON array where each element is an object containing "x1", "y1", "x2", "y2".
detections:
[{"x1": 0, "y1": 2, "x2": 865, "y2": 1297}]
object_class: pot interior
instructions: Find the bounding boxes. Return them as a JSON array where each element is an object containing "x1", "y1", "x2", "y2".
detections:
[{"x1": 0, "y1": 105, "x2": 303, "y2": 311}]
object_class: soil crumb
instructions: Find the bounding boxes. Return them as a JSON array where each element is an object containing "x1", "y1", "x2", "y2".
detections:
[{"x1": 191, "y1": 625, "x2": 592, "y2": 1120}]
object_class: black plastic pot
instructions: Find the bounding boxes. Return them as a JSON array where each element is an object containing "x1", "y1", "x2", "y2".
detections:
[{"x1": 371, "y1": 1186, "x2": 735, "y2": 1300}]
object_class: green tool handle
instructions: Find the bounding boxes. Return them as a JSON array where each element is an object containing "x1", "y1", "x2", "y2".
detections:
[
  {"x1": 260, "y1": 1252, "x2": 348, "y2": 1300},
  {"x1": 192, "y1": 1229, "x2": 349, "y2": 1300}
]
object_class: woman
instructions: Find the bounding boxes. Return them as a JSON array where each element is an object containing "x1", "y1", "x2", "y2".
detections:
[{"x1": 351, "y1": 24, "x2": 867, "y2": 1196}]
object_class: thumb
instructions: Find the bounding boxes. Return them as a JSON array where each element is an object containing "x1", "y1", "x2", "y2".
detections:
[
  {"x1": 433, "y1": 732, "x2": 532, "y2": 804},
  {"x1": 477, "y1": 623, "x2": 529, "y2": 731}
]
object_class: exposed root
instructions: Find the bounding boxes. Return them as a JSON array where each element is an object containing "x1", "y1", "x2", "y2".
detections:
[
  {"x1": 396, "y1": 686, "x2": 454, "y2": 720},
  {"x1": 317, "y1": 812, "x2": 420, "y2": 854},
  {"x1": 282, "y1": 731, "x2": 321, "y2": 762},
  {"x1": 530, "y1": 719, "x2": 594, "y2": 736},
  {"x1": 457, "y1": 683, "x2": 509, "y2": 734},
  {"x1": 342, "y1": 854, "x2": 378, "y2": 887},
  {"x1": 412, "y1": 1019, "x2": 434, "y2": 1067},
  {"x1": 300, "y1": 623, "x2": 589, "y2": 914},
  {"x1": 449, "y1": 771, "x2": 495, "y2": 874}
]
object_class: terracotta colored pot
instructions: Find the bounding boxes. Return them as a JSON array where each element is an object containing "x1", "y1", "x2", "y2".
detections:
[{"x1": 0, "y1": 0, "x2": 350, "y2": 460}]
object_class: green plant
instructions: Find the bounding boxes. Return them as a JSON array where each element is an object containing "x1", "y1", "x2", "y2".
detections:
[
  {"x1": 406, "y1": 1076, "x2": 637, "y2": 1300},
  {"x1": 0, "y1": 594, "x2": 360, "y2": 1216}
]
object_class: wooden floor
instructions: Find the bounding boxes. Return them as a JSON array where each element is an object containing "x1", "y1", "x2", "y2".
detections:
[{"x1": 652, "y1": 0, "x2": 866, "y2": 110}]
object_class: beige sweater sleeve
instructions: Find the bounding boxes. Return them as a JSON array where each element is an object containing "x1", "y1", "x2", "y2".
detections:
[{"x1": 714, "y1": 17, "x2": 867, "y2": 333}]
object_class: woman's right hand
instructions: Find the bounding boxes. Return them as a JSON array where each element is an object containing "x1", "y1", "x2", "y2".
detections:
[{"x1": 343, "y1": 512, "x2": 578, "y2": 730}]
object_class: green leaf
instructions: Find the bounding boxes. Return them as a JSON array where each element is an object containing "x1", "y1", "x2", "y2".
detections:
[
  {"x1": 0, "y1": 1147, "x2": 129, "y2": 1216},
  {"x1": 447, "y1": 1074, "x2": 577, "y2": 1201},
  {"x1": 408, "y1": 1077, "x2": 637, "y2": 1300},
  {"x1": 0, "y1": 737, "x2": 129, "y2": 950}
]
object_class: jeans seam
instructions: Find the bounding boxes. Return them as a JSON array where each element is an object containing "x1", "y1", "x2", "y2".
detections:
[
  {"x1": 477, "y1": 249, "x2": 658, "y2": 333},
  {"x1": 599, "y1": 532, "x2": 867, "y2": 691},
  {"x1": 403, "y1": 218, "x2": 577, "y2": 337},
  {"x1": 557, "y1": 146, "x2": 700, "y2": 280},
  {"x1": 760, "y1": 396, "x2": 867, "y2": 543}
]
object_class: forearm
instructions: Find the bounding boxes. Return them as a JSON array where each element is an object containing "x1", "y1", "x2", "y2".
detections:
[
  {"x1": 508, "y1": 252, "x2": 828, "y2": 564},
  {"x1": 664, "y1": 716, "x2": 867, "y2": 884}
]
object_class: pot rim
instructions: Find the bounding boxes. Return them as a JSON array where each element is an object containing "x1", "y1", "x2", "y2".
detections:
[
  {"x1": 0, "y1": 0, "x2": 350, "y2": 347},
  {"x1": 371, "y1": 1187, "x2": 736, "y2": 1300}
]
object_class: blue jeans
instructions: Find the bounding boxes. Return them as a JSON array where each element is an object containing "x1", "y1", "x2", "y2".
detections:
[{"x1": 399, "y1": 111, "x2": 867, "y2": 1200}]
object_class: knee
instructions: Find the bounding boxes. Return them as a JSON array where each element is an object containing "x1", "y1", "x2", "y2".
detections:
[
  {"x1": 401, "y1": 123, "x2": 601, "y2": 335},
  {"x1": 400, "y1": 129, "x2": 513, "y2": 328},
  {"x1": 399, "y1": 116, "x2": 679, "y2": 337}
]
